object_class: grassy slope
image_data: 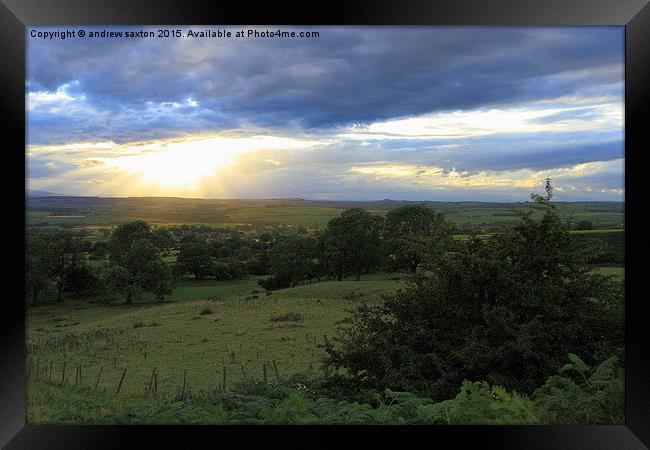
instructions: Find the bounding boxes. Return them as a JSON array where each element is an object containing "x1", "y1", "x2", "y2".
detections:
[
  {"x1": 141, "y1": 276, "x2": 262, "y2": 302},
  {"x1": 26, "y1": 273, "x2": 404, "y2": 397},
  {"x1": 591, "y1": 266, "x2": 624, "y2": 279}
]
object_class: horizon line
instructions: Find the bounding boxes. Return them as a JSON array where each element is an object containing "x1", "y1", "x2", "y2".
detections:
[{"x1": 25, "y1": 193, "x2": 625, "y2": 204}]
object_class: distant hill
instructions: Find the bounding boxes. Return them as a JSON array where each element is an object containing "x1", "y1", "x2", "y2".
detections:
[{"x1": 26, "y1": 189, "x2": 67, "y2": 197}]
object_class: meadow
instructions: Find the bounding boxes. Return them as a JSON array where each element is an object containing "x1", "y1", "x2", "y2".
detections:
[
  {"x1": 26, "y1": 272, "x2": 403, "y2": 403},
  {"x1": 27, "y1": 267, "x2": 624, "y2": 423}
]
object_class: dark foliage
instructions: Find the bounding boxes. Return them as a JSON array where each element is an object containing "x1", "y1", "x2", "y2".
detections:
[
  {"x1": 319, "y1": 208, "x2": 384, "y2": 281},
  {"x1": 107, "y1": 221, "x2": 174, "y2": 303},
  {"x1": 384, "y1": 203, "x2": 454, "y2": 273},
  {"x1": 324, "y1": 181, "x2": 624, "y2": 400}
]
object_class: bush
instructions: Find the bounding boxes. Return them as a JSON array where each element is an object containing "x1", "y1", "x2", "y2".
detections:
[
  {"x1": 64, "y1": 264, "x2": 105, "y2": 296},
  {"x1": 258, "y1": 275, "x2": 292, "y2": 291},
  {"x1": 534, "y1": 354, "x2": 624, "y2": 424},
  {"x1": 270, "y1": 312, "x2": 303, "y2": 322}
]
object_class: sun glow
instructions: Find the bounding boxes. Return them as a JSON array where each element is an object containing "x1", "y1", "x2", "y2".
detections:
[{"x1": 97, "y1": 134, "x2": 321, "y2": 190}]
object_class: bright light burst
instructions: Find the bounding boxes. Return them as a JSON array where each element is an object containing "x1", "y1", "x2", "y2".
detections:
[{"x1": 99, "y1": 135, "x2": 321, "y2": 190}]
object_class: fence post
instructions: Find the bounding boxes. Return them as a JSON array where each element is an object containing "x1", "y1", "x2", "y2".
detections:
[
  {"x1": 116, "y1": 368, "x2": 127, "y2": 394},
  {"x1": 222, "y1": 365, "x2": 227, "y2": 391},
  {"x1": 94, "y1": 366, "x2": 103, "y2": 392},
  {"x1": 154, "y1": 372, "x2": 159, "y2": 398},
  {"x1": 181, "y1": 369, "x2": 187, "y2": 399},
  {"x1": 262, "y1": 363, "x2": 268, "y2": 384},
  {"x1": 147, "y1": 368, "x2": 156, "y2": 396},
  {"x1": 61, "y1": 362, "x2": 66, "y2": 385},
  {"x1": 272, "y1": 360, "x2": 281, "y2": 382}
]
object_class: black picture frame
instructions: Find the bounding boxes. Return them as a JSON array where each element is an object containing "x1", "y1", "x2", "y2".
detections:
[{"x1": 2, "y1": 1, "x2": 648, "y2": 448}]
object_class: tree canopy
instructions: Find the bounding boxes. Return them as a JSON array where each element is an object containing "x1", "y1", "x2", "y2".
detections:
[
  {"x1": 107, "y1": 221, "x2": 173, "y2": 303},
  {"x1": 384, "y1": 203, "x2": 453, "y2": 272},
  {"x1": 319, "y1": 208, "x2": 384, "y2": 281},
  {"x1": 26, "y1": 229, "x2": 83, "y2": 304}
]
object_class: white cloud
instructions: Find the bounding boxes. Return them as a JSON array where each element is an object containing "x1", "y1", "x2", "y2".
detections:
[
  {"x1": 339, "y1": 99, "x2": 623, "y2": 141},
  {"x1": 27, "y1": 81, "x2": 81, "y2": 109}
]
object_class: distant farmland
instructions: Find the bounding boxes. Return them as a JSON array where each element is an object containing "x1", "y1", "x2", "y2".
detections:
[{"x1": 26, "y1": 196, "x2": 625, "y2": 230}]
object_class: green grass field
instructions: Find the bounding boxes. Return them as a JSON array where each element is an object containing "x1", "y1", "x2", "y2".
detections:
[
  {"x1": 225, "y1": 206, "x2": 344, "y2": 226},
  {"x1": 591, "y1": 266, "x2": 624, "y2": 279},
  {"x1": 141, "y1": 276, "x2": 262, "y2": 302},
  {"x1": 453, "y1": 228, "x2": 624, "y2": 241},
  {"x1": 570, "y1": 228, "x2": 625, "y2": 234},
  {"x1": 27, "y1": 264, "x2": 620, "y2": 402},
  {"x1": 26, "y1": 273, "x2": 403, "y2": 398}
]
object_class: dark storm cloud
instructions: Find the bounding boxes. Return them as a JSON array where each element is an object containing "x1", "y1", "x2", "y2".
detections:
[{"x1": 27, "y1": 26, "x2": 623, "y2": 143}]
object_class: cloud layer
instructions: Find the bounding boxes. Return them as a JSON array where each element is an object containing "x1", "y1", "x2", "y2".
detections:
[{"x1": 27, "y1": 26, "x2": 624, "y2": 201}]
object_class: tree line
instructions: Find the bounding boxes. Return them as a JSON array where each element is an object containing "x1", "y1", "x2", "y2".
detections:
[
  {"x1": 25, "y1": 181, "x2": 617, "y2": 308},
  {"x1": 26, "y1": 203, "x2": 459, "y2": 304}
]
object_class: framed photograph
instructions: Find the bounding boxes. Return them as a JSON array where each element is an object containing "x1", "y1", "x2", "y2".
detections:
[{"x1": 2, "y1": 0, "x2": 648, "y2": 447}]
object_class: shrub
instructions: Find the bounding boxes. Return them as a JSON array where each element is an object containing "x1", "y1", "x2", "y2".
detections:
[
  {"x1": 270, "y1": 312, "x2": 303, "y2": 322},
  {"x1": 533, "y1": 354, "x2": 624, "y2": 424}
]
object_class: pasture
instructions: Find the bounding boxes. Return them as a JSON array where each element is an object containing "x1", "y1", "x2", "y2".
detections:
[
  {"x1": 26, "y1": 272, "x2": 403, "y2": 399},
  {"x1": 25, "y1": 261, "x2": 619, "y2": 402}
]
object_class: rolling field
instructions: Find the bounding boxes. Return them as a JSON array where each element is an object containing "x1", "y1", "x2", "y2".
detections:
[
  {"x1": 225, "y1": 206, "x2": 345, "y2": 226},
  {"x1": 591, "y1": 266, "x2": 624, "y2": 279},
  {"x1": 26, "y1": 197, "x2": 625, "y2": 230},
  {"x1": 570, "y1": 228, "x2": 625, "y2": 234},
  {"x1": 27, "y1": 264, "x2": 619, "y2": 401},
  {"x1": 140, "y1": 276, "x2": 262, "y2": 302},
  {"x1": 26, "y1": 273, "x2": 403, "y2": 399}
]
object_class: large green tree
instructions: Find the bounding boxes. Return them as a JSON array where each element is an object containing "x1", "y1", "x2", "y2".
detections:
[
  {"x1": 268, "y1": 235, "x2": 318, "y2": 286},
  {"x1": 320, "y1": 208, "x2": 384, "y2": 281},
  {"x1": 107, "y1": 221, "x2": 173, "y2": 304},
  {"x1": 26, "y1": 229, "x2": 82, "y2": 304},
  {"x1": 324, "y1": 181, "x2": 623, "y2": 400},
  {"x1": 176, "y1": 241, "x2": 213, "y2": 280},
  {"x1": 384, "y1": 203, "x2": 453, "y2": 272}
]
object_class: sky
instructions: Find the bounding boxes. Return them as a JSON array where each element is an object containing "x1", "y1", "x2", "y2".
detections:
[{"x1": 26, "y1": 26, "x2": 624, "y2": 201}]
